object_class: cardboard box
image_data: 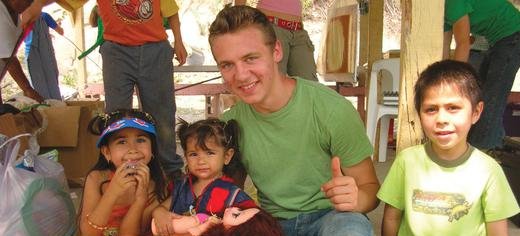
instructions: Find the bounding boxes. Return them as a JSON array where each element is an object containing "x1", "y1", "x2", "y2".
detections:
[
  {"x1": 0, "y1": 113, "x2": 24, "y2": 138},
  {"x1": 0, "y1": 110, "x2": 43, "y2": 152},
  {"x1": 38, "y1": 106, "x2": 81, "y2": 147},
  {"x1": 38, "y1": 100, "x2": 104, "y2": 185}
]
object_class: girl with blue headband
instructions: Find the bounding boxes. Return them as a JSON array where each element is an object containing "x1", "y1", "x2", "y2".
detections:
[{"x1": 78, "y1": 109, "x2": 167, "y2": 235}]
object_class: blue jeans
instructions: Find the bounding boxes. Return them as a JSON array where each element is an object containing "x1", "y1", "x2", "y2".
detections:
[
  {"x1": 468, "y1": 31, "x2": 520, "y2": 149},
  {"x1": 99, "y1": 40, "x2": 184, "y2": 175},
  {"x1": 468, "y1": 49, "x2": 487, "y2": 71},
  {"x1": 278, "y1": 209, "x2": 373, "y2": 236}
]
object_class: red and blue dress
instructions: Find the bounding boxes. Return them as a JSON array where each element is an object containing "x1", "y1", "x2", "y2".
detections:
[{"x1": 169, "y1": 175, "x2": 256, "y2": 218}]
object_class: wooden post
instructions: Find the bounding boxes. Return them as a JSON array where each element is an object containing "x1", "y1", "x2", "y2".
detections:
[
  {"x1": 360, "y1": 0, "x2": 383, "y2": 105},
  {"x1": 361, "y1": 0, "x2": 384, "y2": 160},
  {"x1": 367, "y1": 0, "x2": 384, "y2": 70},
  {"x1": 358, "y1": 1, "x2": 369, "y2": 87},
  {"x1": 73, "y1": 7, "x2": 87, "y2": 97},
  {"x1": 358, "y1": 0, "x2": 384, "y2": 87},
  {"x1": 397, "y1": 0, "x2": 444, "y2": 151}
]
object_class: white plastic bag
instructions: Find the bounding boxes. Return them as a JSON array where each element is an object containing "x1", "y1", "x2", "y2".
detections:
[{"x1": 0, "y1": 134, "x2": 76, "y2": 235}]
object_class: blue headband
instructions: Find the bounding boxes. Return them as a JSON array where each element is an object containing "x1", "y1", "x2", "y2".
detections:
[{"x1": 96, "y1": 118, "x2": 156, "y2": 147}]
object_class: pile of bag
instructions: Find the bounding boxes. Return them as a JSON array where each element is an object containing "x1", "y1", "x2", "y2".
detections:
[{"x1": 0, "y1": 134, "x2": 76, "y2": 235}]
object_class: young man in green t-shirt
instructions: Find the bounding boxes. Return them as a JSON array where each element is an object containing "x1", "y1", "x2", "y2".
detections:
[{"x1": 209, "y1": 5, "x2": 379, "y2": 235}]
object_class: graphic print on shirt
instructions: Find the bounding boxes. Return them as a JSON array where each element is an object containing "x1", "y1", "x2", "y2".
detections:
[
  {"x1": 412, "y1": 190, "x2": 472, "y2": 222},
  {"x1": 113, "y1": 0, "x2": 153, "y2": 24}
]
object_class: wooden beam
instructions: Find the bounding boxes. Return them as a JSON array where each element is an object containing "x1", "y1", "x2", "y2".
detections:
[
  {"x1": 362, "y1": 0, "x2": 384, "y2": 161},
  {"x1": 397, "y1": 0, "x2": 445, "y2": 151},
  {"x1": 367, "y1": 0, "x2": 384, "y2": 69},
  {"x1": 361, "y1": 0, "x2": 384, "y2": 118},
  {"x1": 83, "y1": 83, "x2": 367, "y2": 97},
  {"x1": 358, "y1": 1, "x2": 370, "y2": 86},
  {"x1": 73, "y1": 7, "x2": 87, "y2": 97},
  {"x1": 83, "y1": 82, "x2": 368, "y2": 119}
]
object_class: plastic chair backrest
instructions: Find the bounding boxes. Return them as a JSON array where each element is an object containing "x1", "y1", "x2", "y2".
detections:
[
  {"x1": 366, "y1": 58, "x2": 400, "y2": 162},
  {"x1": 371, "y1": 58, "x2": 400, "y2": 102}
]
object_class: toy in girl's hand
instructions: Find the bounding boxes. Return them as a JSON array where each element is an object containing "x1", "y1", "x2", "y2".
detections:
[
  {"x1": 151, "y1": 207, "x2": 283, "y2": 236},
  {"x1": 125, "y1": 162, "x2": 138, "y2": 169},
  {"x1": 124, "y1": 162, "x2": 138, "y2": 176}
]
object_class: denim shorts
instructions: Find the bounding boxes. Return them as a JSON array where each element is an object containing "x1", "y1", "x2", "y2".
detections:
[{"x1": 278, "y1": 209, "x2": 373, "y2": 236}]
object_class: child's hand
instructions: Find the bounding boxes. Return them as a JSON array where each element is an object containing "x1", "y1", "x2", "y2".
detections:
[
  {"x1": 187, "y1": 216, "x2": 221, "y2": 236},
  {"x1": 152, "y1": 207, "x2": 178, "y2": 235},
  {"x1": 173, "y1": 41, "x2": 187, "y2": 66},
  {"x1": 105, "y1": 163, "x2": 139, "y2": 198},
  {"x1": 133, "y1": 162, "x2": 150, "y2": 202}
]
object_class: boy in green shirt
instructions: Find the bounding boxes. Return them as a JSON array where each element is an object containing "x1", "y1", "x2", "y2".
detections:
[{"x1": 378, "y1": 60, "x2": 519, "y2": 236}]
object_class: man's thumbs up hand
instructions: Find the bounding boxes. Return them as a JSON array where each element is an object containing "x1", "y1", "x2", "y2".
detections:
[
  {"x1": 330, "y1": 156, "x2": 344, "y2": 177},
  {"x1": 321, "y1": 156, "x2": 358, "y2": 212}
]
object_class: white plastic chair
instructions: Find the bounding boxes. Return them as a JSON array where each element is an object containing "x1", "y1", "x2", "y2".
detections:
[{"x1": 366, "y1": 58, "x2": 400, "y2": 162}]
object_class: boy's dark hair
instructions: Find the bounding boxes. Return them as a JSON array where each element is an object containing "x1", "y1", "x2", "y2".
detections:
[
  {"x1": 208, "y1": 5, "x2": 276, "y2": 50},
  {"x1": 177, "y1": 118, "x2": 244, "y2": 180},
  {"x1": 86, "y1": 109, "x2": 167, "y2": 202},
  {"x1": 414, "y1": 60, "x2": 483, "y2": 112}
]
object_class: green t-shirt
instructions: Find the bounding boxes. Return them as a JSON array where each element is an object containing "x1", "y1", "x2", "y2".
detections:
[
  {"x1": 222, "y1": 77, "x2": 373, "y2": 219},
  {"x1": 377, "y1": 143, "x2": 520, "y2": 236},
  {"x1": 444, "y1": 0, "x2": 520, "y2": 45}
]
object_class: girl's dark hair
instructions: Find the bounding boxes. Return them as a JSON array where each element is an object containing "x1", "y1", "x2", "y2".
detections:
[
  {"x1": 86, "y1": 109, "x2": 167, "y2": 202},
  {"x1": 414, "y1": 59, "x2": 483, "y2": 112},
  {"x1": 201, "y1": 208, "x2": 283, "y2": 236},
  {"x1": 177, "y1": 118, "x2": 244, "y2": 180}
]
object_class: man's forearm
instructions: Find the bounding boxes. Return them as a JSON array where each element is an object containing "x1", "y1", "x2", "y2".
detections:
[
  {"x1": 21, "y1": 0, "x2": 56, "y2": 27},
  {"x1": 7, "y1": 57, "x2": 32, "y2": 91},
  {"x1": 355, "y1": 182, "x2": 380, "y2": 213},
  {"x1": 33, "y1": 0, "x2": 56, "y2": 8}
]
